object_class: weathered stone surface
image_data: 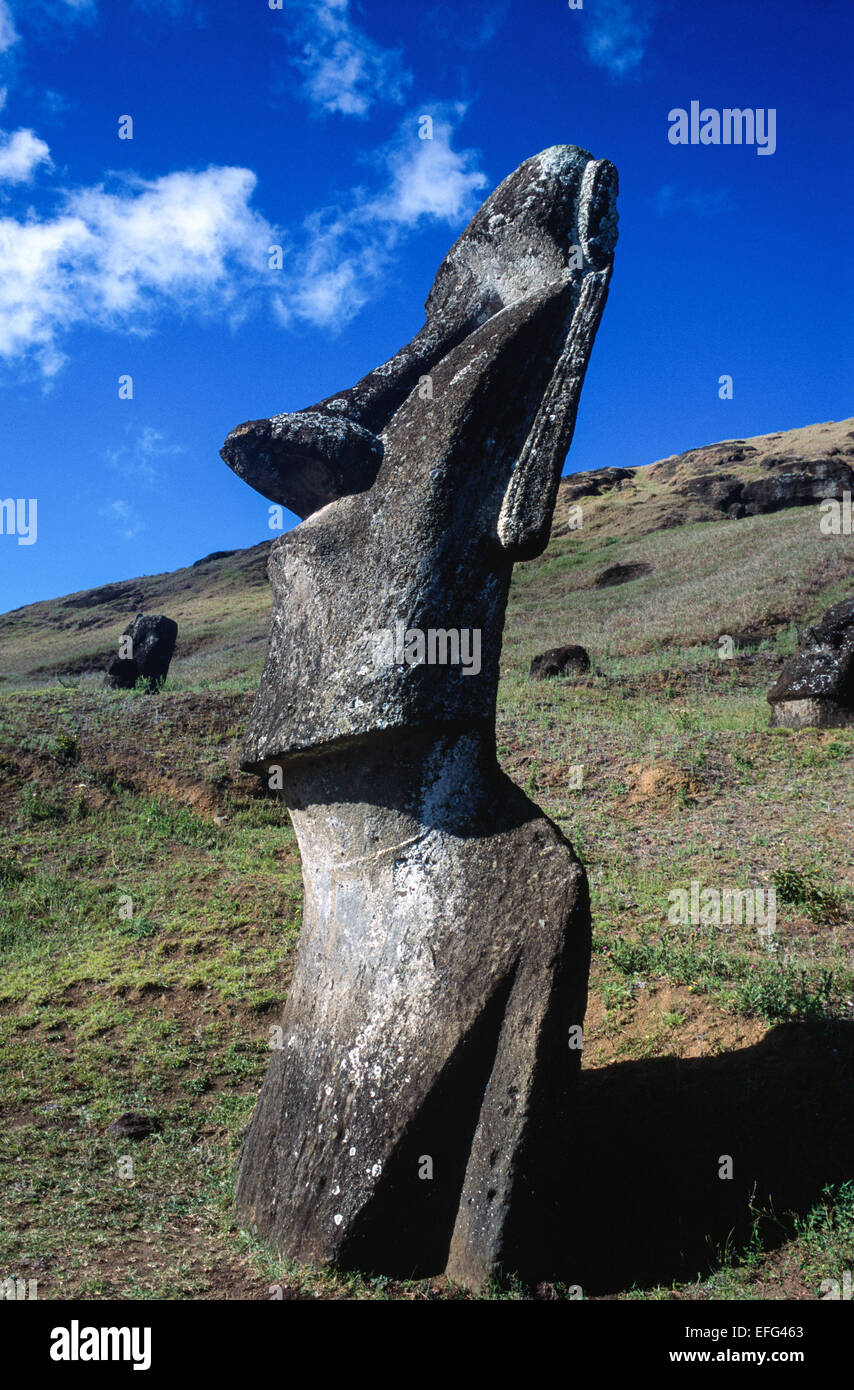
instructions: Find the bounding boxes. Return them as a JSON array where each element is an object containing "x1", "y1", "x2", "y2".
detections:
[
  {"x1": 223, "y1": 144, "x2": 617, "y2": 1286},
  {"x1": 798, "y1": 597, "x2": 854, "y2": 652},
  {"x1": 768, "y1": 597, "x2": 854, "y2": 727},
  {"x1": 104, "y1": 614, "x2": 177, "y2": 692},
  {"x1": 560, "y1": 466, "x2": 634, "y2": 502},
  {"x1": 530, "y1": 645, "x2": 591, "y2": 680}
]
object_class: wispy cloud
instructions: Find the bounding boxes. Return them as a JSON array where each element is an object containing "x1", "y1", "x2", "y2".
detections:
[
  {"x1": 370, "y1": 108, "x2": 488, "y2": 225},
  {"x1": 0, "y1": 1, "x2": 18, "y2": 53},
  {"x1": 0, "y1": 96, "x2": 486, "y2": 371},
  {"x1": 275, "y1": 108, "x2": 487, "y2": 328},
  {"x1": 285, "y1": 0, "x2": 411, "y2": 117},
  {"x1": 0, "y1": 164, "x2": 278, "y2": 375},
  {"x1": 41, "y1": 90, "x2": 70, "y2": 116},
  {"x1": 583, "y1": 0, "x2": 651, "y2": 78},
  {"x1": 0, "y1": 125, "x2": 51, "y2": 182},
  {"x1": 419, "y1": 2, "x2": 508, "y2": 52},
  {"x1": 656, "y1": 184, "x2": 729, "y2": 218},
  {"x1": 0, "y1": 0, "x2": 186, "y2": 99}
]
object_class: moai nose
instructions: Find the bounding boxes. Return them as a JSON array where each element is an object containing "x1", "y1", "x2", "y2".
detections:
[{"x1": 220, "y1": 409, "x2": 383, "y2": 519}]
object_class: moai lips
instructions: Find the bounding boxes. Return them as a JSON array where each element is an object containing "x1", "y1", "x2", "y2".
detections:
[{"x1": 224, "y1": 145, "x2": 617, "y2": 1287}]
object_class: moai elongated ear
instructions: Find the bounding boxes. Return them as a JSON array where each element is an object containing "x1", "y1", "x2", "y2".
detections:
[
  {"x1": 498, "y1": 158, "x2": 618, "y2": 560},
  {"x1": 497, "y1": 265, "x2": 612, "y2": 559}
]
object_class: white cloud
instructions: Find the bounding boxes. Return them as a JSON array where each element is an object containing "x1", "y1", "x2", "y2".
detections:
[
  {"x1": 0, "y1": 165, "x2": 278, "y2": 373},
  {"x1": 42, "y1": 90, "x2": 69, "y2": 115},
  {"x1": 0, "y1": 212, "x2": 91, "y2": 373},
  {"x1": 370, "y1": 112, "x2": 488, "y2": 226},
  {"x1": 276, "y1": 112, "x2": 486, "y2": 329},
  {"x1": 0, "y1": 102, "x2": 487, "y2": 369},
  {"x1": 0, "y1": 126, "x2": 51, "y2": 182},
  {"x1": 287, "y1": 0, "x2": 411, "y2": 117},
  {"x1": 67, "y1": 166, "x2": 273, "y2": 314},
  {"x1": 0, "y1": 1, "x2": 18, "y2": 54},
  {"x1": 584, "y1": 0, "x2": 651, "y2": 78}
]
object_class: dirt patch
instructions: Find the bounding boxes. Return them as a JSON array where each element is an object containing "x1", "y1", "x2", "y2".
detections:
[
  {"x1": 22, "y1": 1224, "x2": 284, "y2": 1301},
  {"x1": 585, "y1": 978, "x2": 767, "y2": 1066},
  {"x1": 100, "y1": 765, "x2": 228, "y2": 819},
  {"x1": 729, "y1": 613, "x2": 794, "y2": 649},
  {"x1": 626, "y1": 761, "x2": 703, "y2": 806},
  {"x1": 0, "y1": 692, "x2": 266, "y2": 823},
  {"x1": 593, "y1": 561, "x2": 653, "y2": 588}
]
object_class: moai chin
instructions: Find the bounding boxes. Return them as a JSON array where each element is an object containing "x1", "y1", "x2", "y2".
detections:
[{"x1": 222, "y1": 144, "x2": 618, "y2": 1288}]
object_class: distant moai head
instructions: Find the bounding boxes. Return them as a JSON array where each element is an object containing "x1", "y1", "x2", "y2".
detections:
[{"x1": 221, "y1": 145, "x2": 618, "y2": 770}]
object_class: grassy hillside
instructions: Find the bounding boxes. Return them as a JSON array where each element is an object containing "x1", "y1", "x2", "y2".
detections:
[
  {"x1": 0, "y1": 543, "x2": 273, "y2": 693},
  {"x1": 2, "y1": 415, "x2": 853, "y2": 693},
  {"x1": 1, "y1": 417, "x2": 853, "y2": 1300}
]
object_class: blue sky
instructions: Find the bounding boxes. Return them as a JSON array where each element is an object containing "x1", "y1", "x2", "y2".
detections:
[{"x1": 0, "y1": 0, "x2": 851, "y2": 612}]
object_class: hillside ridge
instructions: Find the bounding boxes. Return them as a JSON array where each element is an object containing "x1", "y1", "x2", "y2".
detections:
[{"x1": 1, "y1": 415, "x2": 852, "y2": 689}]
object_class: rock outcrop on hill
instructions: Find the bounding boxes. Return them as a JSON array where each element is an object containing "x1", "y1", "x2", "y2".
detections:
[
  {"x1": 224, "y1": 144, "x2": 618, "y2": 1288},
  {"x1": 552, "y1": 418, "x2": 854, "y2": 543},
  {"x1": 768, "y1": 597, "x2": 854, "y2": 728}
]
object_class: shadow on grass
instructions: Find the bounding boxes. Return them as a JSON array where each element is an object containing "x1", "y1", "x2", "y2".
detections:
[{"x1": 564, "y1": 1020, "x2": 854, "y2": 1294}]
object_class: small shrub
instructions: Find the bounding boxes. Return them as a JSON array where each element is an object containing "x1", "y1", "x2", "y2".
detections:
[
  {"x1": 117, "y1": 915, "x2": 157, "y2": 940},
  {"x1": 21, "y1": 786, "x2": 66, "y2": 823},
  {"x1": 48, "y1": 730, "x2": 80, "y2": 765},
  {"x1": 736, "y1": 965, "x2": 835, "y2": 1023},
  {"x1": 0, "y1": 854, "x2": 24, "y2": 886},
  {"x1": 773, "y1": 864, "x2": 847, "y2": 924}
]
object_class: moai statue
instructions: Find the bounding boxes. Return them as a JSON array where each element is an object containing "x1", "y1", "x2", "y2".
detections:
[{"x1": 222, "y1": 145, "x2": 618, "y2": 1288}]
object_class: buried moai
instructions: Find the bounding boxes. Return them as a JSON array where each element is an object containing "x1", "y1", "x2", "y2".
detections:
[
  {"x1": 221, "y1": 145, "x2": 618, "y2": 1287},
  {"x1": 104, "y1": 614, "x2": 177, "y2": 692},
  {"x1": 767, "y1": 596, "x2": 854, "y2": 728}
]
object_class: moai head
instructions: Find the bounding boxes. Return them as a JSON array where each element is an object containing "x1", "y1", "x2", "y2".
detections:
[{"x1": 221, "y1": 145, "x2": 617, "y2": 771}]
